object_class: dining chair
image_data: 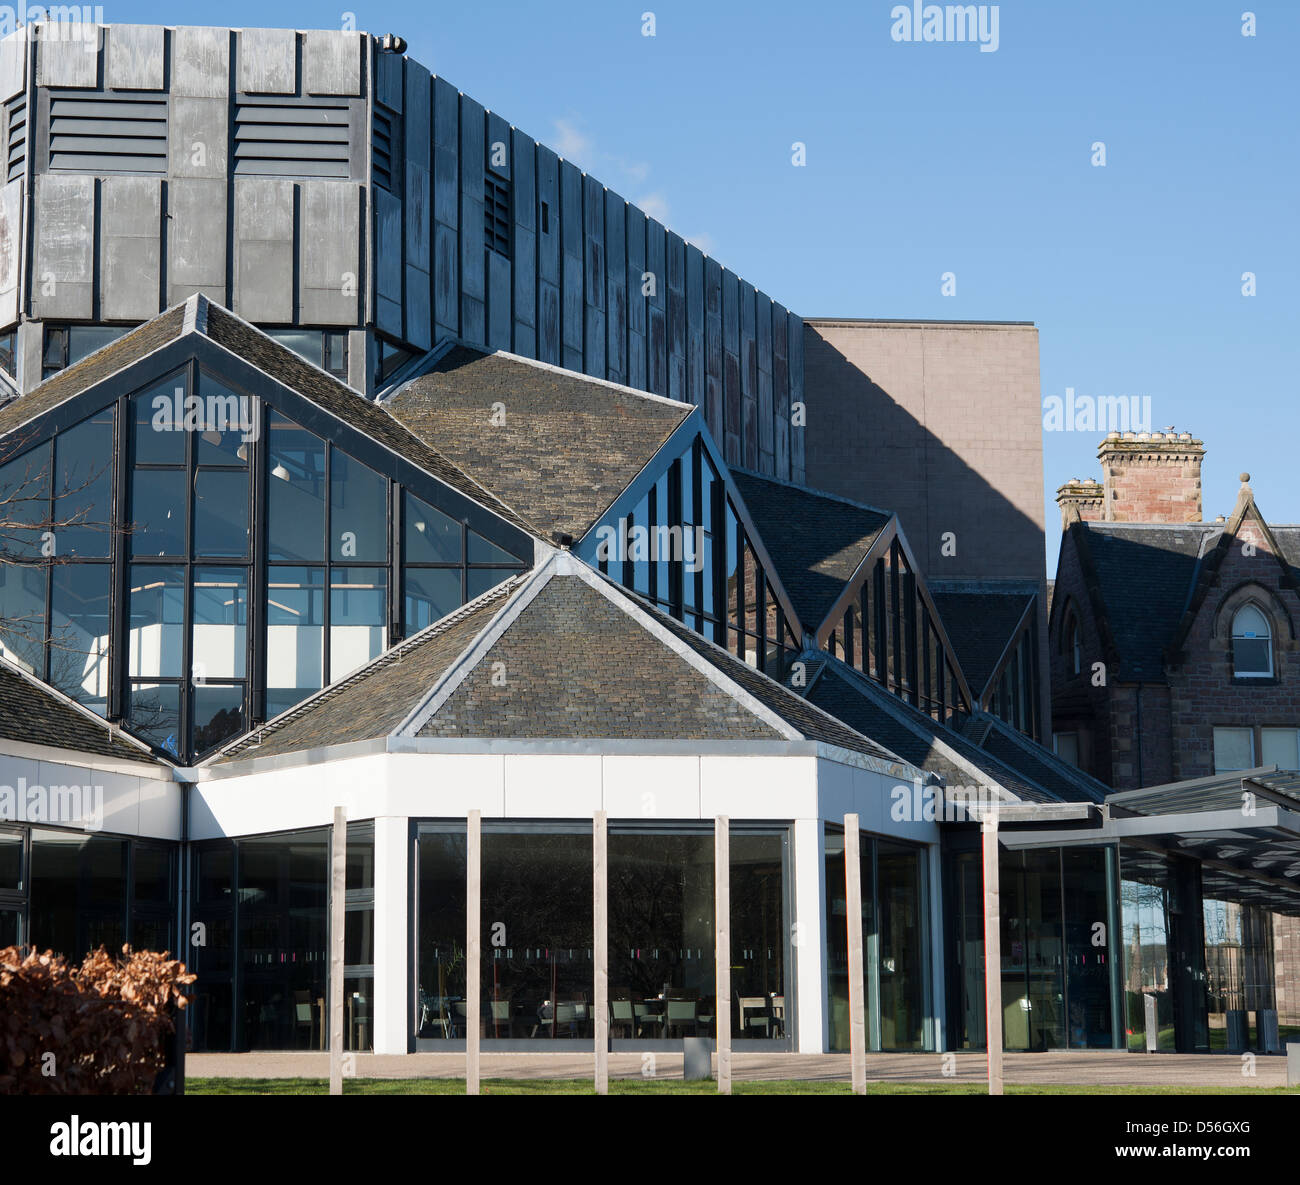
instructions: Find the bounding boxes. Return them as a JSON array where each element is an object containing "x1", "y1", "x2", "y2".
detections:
[
  {"x1": 610, "y1": 999, "x2": 635, "y2": 1038},
  {"x1": 738, "y1": 994, "x2": 772, "y2": 1037},
  {"x1": 665, "y1": 998, "x2": 699, "y2": 1038}
]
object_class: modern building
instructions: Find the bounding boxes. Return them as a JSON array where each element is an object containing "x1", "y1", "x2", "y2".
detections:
[{"x1": 0, "y1": 23, "x2": 1296, "y2": 1062}]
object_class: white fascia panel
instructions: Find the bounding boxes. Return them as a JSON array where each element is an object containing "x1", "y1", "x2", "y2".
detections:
[
  {"x1": 699, "y1": 754, "x2": 817, "y2": 820},
  {"x1": 600, "y1": 754, "x2": 701, "y2": 820},
  {"x1": 503, "y1": 753, "x2": 602, "y2": 817}
]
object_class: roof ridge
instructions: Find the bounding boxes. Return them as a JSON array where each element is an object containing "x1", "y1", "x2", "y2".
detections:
[
  {"x1": 976, "y1": 711, "x2": 1108, "y2": 801},
  {"x1": 731, "y1": 466, "x2": 895, "y2": 518}
]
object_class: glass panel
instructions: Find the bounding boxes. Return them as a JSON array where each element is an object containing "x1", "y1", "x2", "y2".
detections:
[
  {"x1": 68, "y1": 325, "x2": 128, "y2": 366},
  {"x1": 1063, "y1": 847, "x2": 1113, "y2": 1048},
  {"x1": 416, "y1": 830, "x2": 467, "y2": 1040},
  {"x1": 131, "y1": 911, "x2": 172, "y2": 953},
  {"x1": 466, "y1": 567, "x2": 515, "y2": 602},
  {"x1": 823, "y1": 829, "x2": 850, "y2": 1052},
  {"x1": 49, "y1": 563, "x2": 111, "y2": 713},
  {"x1": 481, "y1": 830, "x2": 593, "y2": 1040},
  {"x1": 133, "y1": 845, "x2": 172, "y2": 905},
  {"x1": 468, "y1": 530, "x2": 519, "y2": 566},
  {"x1": 329, "y1": 567, "x2": 386, "y2": 681},
  {"x1": 128, "y1": 565, "x2": 185, "y2": 679},
  {"x1": 266, "y1": 566, "x2": 325, "y2": 716},
  {"x1": 196, "y1": 844, "x2": 233, "y2": 906},
  {"x1": 193, "y1": 470, "x2": 250, "y2": 558},
  {"x1": 132, "y1": 376, "x2": 188, "y2": 466},
  {"x1": 1121, "y1": 851, "x2": 1176, "y2": 1051},
  {"x1": 0, "y1": 829, "x2": 21, "y2": 891},
  {"x1": 264, "y1": 328, "x2": 324, "y2": 368},
  {"x1": 346, "y1": 825, "x2": 374, "y2": 891},
  {"x1": 345, "y1": 909, "x2": 373, "y2": 966},
  {"x1": 1262, "y1": 728, "x2": 1300, "y2": 770},
  {"x1": 192, "y1": 567, "x2": 247, "y2": 680},
  {"x1": 194, "y1": 372, "x2": 255, "y2": 466},
  {"x1": 404, "y1": 567, "x2": 461, "y2": 633},
  {"x1": 876, "y1": 840, "x2": 928, "y2": 1050},
  {"x1": 192, "y1": 683, "x2": 245, "y2": 756},
  {"x1": 267, "y1": 414, "x2": 325, "y2": 562},
  {"x1": 128, "y1": 682, "x2": 182, "y2": 756},
  {"x1": 237, "y1": 830, "x2": 329, "y2": 1051},
  {"x1": 0, "y1": 441, "x2": 51, "y2": 557},
  {"x1": 55, "y1": 411, "x2": 114, "y2": 558},
  {"x1": 608, "y1": 831, "x2": 716, "y2": 1038},
  {"x1": 344, "y1": 974, "x2": 374, "y2": 1051},
  {"x1": 730, "y1": 833, "x2": 786, "y2": 1040},
  {"x1": 1213, "y1": 727, "x2": 1255, "y2": 773},
  {"x1": 130, "y1": 468, "x2": 187, "y2": 556},
  {"x1": 0, "y1": 907, "x2": 19, "y2": 947},
  {"x1": 0, "y1": 562, "x2": 46, "y2": 674},
  {"x1": 330, "y1": 449, "x2": 387, "y2": 563},
  {"x1": 29, "y1": 831, "x2": 127, "y2": 961},
  {"x1": 1001, "y1": 848, "x2": 1064, "y2": 1051},
  {"x1": 404, "y1": 492, "x2": 461, "y2": 563}
]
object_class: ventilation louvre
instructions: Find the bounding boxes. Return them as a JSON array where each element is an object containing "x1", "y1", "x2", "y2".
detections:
[
  {"x1": 6, "y1": 95, "x2": 26, "y2": 183},
  {"x1": 48, "y1": 94, "x2": 167, "y2": 174},
  {"x1": 372, "y1": 104, "x2": 398, "y2": 191},
  {"x1": 234, "y1": 97, "x2": 353, "y2": 179},
  {"x1": 484, "y1": 175, "x2": 510, "y2": 259}
]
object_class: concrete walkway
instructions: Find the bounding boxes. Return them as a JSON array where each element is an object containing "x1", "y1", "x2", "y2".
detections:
[{"x1": 186, "y1": 1050, "x2": 1293, "y2": 1088}]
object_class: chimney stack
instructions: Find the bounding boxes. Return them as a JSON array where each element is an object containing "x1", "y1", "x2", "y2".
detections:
[
  {"x1": 1097, "y1": 429, "x2": 1205, "y2": 524},
  {"x1": 1056, "y1": 477, "x2": 1104, "y2": 530}
]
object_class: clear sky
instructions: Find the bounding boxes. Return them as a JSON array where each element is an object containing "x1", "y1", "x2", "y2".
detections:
[{"x1": 116, "y1": 0, "x2": 1298, "y2": 573}]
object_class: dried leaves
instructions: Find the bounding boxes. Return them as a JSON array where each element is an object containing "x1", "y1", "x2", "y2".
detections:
[{"x1": 0, "y1": 944, "x2": 196, "y2": 1095}]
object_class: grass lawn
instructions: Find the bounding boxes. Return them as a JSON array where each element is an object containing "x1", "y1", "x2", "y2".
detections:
[{"x1": 187, "y1": 1077, "x2": 1300, "y2": 1096}]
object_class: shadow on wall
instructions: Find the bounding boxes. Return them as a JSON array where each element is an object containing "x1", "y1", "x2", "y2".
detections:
[{"x1": 802, "y1": 329, "x2": 1045, "y2": 587}]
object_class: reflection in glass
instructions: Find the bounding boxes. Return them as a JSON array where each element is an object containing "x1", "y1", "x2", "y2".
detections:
[
  {"x1": 404, "y1": 567, "x2": 461, "y2": 633},
  {"x1": 49, "y1": 564, "x2": 111, "y2": 713},
  {"x1": 731, "y1": 832, "x2": 787, "y2": 1040},
  {"x1": 0, "y1": 562, "x2": 46, "y2": 674},
  {"x1": 466, "y1": 568, "x2": 515, "y2": 602},
  {"x1": 132, "y1": 377, "x2": 188, "y2": 466},
  {"x1": 267, "y1": 414, "x2": 325, "y2": 562},
  {"x1": 130, "y1": 469, "x2": 187, "y2": 556},
  {"x1": 266, "y1": 567, "x2": 325, "y2": 715},
  {"x1": 128, "y1": 565, "x2": 185, "y2": 679},
  {"x1": 192, "y1": 683, "x2": 245, "y2": 756},
  {"x1": 416, "y1": 830, "x2": 467, "y2": 1041},
  {"x1": 29, "y1": 831, "x2": 127, "y2": 961},
  {"x1": 330, "y1": 450, "x2": 386, "y2": 563},
  {"x1": 193, "y1": 470, "x2": 250, "y2": 558},
  {"x1": 404, "y1": 492, "x2": 460, "y2": 563},
  {"x1": 55, "y1": 411, "x2": 114, "y2": 557},
  {"x1": 329, "y1": 567, "x2": 386, "y2": 681},
  {"x1": 0, "y1": 442, "x2": 50, "y2": 557},
  {"x1": 192, "y1": 567, "x2": 247, "y2": 680},
  {"x1": 0, "y1": 828, "x2": 22, "y2": 890},
  {"x1": 195, "y1": 373, "x2": 255, "y2": 466},
  {"x1": 128, "y1": 682, "x2": 181, "y2": 756}
]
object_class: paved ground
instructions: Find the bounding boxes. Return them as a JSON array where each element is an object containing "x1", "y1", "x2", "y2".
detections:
[{"x1": 186, "y1": 1050, "x2": 1293, "y2": 1088}]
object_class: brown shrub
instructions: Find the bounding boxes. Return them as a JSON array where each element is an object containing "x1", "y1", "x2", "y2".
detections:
[{"x1": 0, "y1": 945, "x2": 195, "y2": 1095}]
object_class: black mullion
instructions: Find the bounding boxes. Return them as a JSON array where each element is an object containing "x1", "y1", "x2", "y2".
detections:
[
  {"x1": 903, "y1": 568, "x2": 918, "y2": 706},
  {"x1": 921, "y1": 603, "x2": 932, "y2": 713},
  {"x1": 710, "y1": 464, "x2": 725, "y2": 645},
  {"x1": 647, "y1": 482, "x2": 658, "y2": 603},
  {"x1": 754, "y1": 550, "x2": 766, "y2": 672},
  {"x1": 734, "y1": 520, "x2": 746, "y2": 658},
  {"x1": 390, "y1": 479, "x2": 402, "y2": 642},
  {"x1": 622, "y1": 510, "x2": 635, "y2": 591},
  {"x1": 250, "y1": 398, "x2": 267, "y2": 723},
  {"x1": 109, "y1": 396, "x2": 128, "y2": 719},
  {"x1": 691, "y1": 439, "x2": 704, "y2": 626},
  {"x1": 859, "y1": 581, "x2": 870, "y2": 676},
  {"x1": 323, "y1": 444, "x2": 332, "y2": 685},
  {"x1": 181, "y1": 363, "x2": 196, "y2": 760},
  {"x1": 889, "y1": 543, "x2": 902, "y2": 696},
  {"x1": 667, "y1": 460, "x2": 682, "y2": 618}
]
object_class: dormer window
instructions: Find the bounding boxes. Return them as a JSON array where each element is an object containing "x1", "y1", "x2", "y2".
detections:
[{"x1": 1231, "y1": 604, "x2": 1273, "y2": 678}]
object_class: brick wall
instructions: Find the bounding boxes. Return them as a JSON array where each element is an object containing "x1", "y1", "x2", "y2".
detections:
[{"x1": 1099, "y1": 433, "x2": 1204, "y2": 524}]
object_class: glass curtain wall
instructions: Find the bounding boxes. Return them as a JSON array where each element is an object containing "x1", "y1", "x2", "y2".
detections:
[
  {"x1": 825, "y1": 829, "x2": 932, "y2": 1052},
  {"x1": 414, "y1": 822, "x2": 791, "y2": 1047}
]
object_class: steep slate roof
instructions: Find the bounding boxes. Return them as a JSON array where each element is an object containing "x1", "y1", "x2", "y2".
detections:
[
  {"x1": 928, "y1": 588, "x2": 1034, "y2": 696},
  {"x1": 805, "y1": 658, "x2": 1099, "y2": 803},
  {"x1": 0, "y1": 299, "x2": 534, "y2": 538},
  {"x1": 215, "y1": 578, "x2": 525, "y2": 762},
  {"x1": 1070, "y1": 521, "x2": 1220, "y2": 682},
  {"x1": 386, "y1": 345, "x2": 693, "y2": 542},
  {"x1": 730, "y1": 470, "x2": 891, "y2": 633},
  {"x1": 967, "y1": 714, "x2": 1109, "y2": 804},
  {"x1": 419, "y1": 576, "x2": 781, "y2": 741},
  {"x1": 0, "y1": 656, "x2": 161, "y2": 765}
]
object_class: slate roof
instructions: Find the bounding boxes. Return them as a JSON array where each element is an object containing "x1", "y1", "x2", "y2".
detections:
[
  {"x1": 928, "y1": 588, "x2": 1034, "y2": 696},
  {"x1": 215, "y1": 577, "x2": 525, "y2": 762},
  {"x1": 419, "y1": 576, "x2": 781, "y2": 741},
  {"x1": 968, "y1": 714, "x2": 1109, "y2": 804},
  {"x1": 806, "y1": 659, "x2": 1093, "y2": 803},
  {"x1": 386, "y1": 346, "x2": 693, "y2": 542},
  {"x1": 1071, "y1": 522, "x2": 1220, "y2": 681},
  {"x1": 0, "y1": 656, "x2": 161, "y2": 765},
  {"x1": 730, "y1": 470, "x2": 891, "y2": 633}
]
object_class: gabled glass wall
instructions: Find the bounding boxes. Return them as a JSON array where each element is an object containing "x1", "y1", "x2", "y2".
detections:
[
  {"x1": 0, "y1": 358, "x2": 531, "y2": 761},
  {"x1": 593, "y1": 435, "x2": 798, "y2": 680}
]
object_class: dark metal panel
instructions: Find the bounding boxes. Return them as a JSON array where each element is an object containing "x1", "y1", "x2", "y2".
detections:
[
  {"x1": 772, "y1": 301, "x2": 789, "y2": 478},
  {"x1": 666, "y1": 231, "x2": 686, "y2": 403},
  {"x1": 487, "y1": 249, "x2": 511, "y2": 351},
  {"x1": 404, "y1": 60, "x2": 431, "y2": 170},
  {"x1": 756, "y1": 294, "x2": 774, "y2": 466},
  {"x1": 645, "y1": 217, "x2": 666, "y2": 396},
  {"x1": 458, "y1": 94, "x2": 486, "y2": 319},
  {"x1": 739, "y1": 279, "x2": 757, "y2": 468},
  {"x1": 625, "y1": 203, "x2": 646, "y2": 392},
  {"x1": 485, "y1": 111, "x2": 510, "y2": 180},
  {"x1": 788, "y1": 311, "x2": 805, "y2": 483},
  {"x1": 686, "y1": 242, "x2": 704, "y2": 410},
  {"x1": 433, "y1": 221, "x2": 458, "y2": 342},
  {"x1": 582, "y1": 174, "x2": 604, "y2": 378},
  {"x1": 431, "y1": 76, "x2": 459, "y2": 341},
  {"x1": 538, "y1": 279, "x2": 560, "y2": 365},
  {"x1": 721, "y1": 268, "x2": 740, "y2": 465},
  {"x1": 559, "y1": 158, "x2": 583, "y2": 356},
  {"x1": 603, "y1": 188, "x2": 626, "y2": 384},
  {"x1": 374, "y1": 185, "x2": 403, "y2": 336},
  {"x1": 375, "y1": 47, "x2": 404, "y2": 112},
  {"x1": 704, "y1": 256, "x2": 723, "y2": 442},
  {"x1": 511, "y1": 128, "x2": 536, "y2": 354}
]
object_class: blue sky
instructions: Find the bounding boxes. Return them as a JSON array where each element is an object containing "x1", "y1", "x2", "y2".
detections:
[{"x1": 119, "y1": 0, "x2": 1298, "y2": 572}]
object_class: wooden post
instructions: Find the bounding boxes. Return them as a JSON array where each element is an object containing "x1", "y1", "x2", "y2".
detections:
[
  {"x1": 844, "y1": 813, "x2": 866, "y2": 1095},
  {"x1": 593, "y1": 810, "x2": 608, "y2": 1095},
  {"x1": 715, "y1": 815, "x2": 731, "y2": 1094},
  {"x1": 329, "y1": 806, "x2": 346, "y2": 1096},
  {"x1": 466, "y1": 809, "x2": 481, "y2": 1096},
  {"x1": 982, "y1": 812, "x2": 1003, "y2": 1096}
]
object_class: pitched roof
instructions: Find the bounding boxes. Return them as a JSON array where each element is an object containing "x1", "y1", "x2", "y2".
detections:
[
  {"x1": 967, "y1": 714, "x2": 1109, "y2": 804},
  {"x1": 215, "y1": 577, "x2": 524, "y2": 762},
  {"x1": 0, "y1": 299, "x2": 533, "y2": 538},
  {"x1": 0, "y1": 656, "x2": 161, "y2": 765},
  {"x1": 386, "y1": 345, "x2": 693, "y2": 542},
  {"x1": 1069, "y1": 521, "x2": 1219, "y2": 681},
  {"x1": 805, "y1": 658, "x2": 1098, "y2": 803},
  {"x1": 418, "y1": 575, "x2": 782, "y2": 742},
  {"x1": 928, "y1": 588, "x2": 1035, "y2": 696},
  {"x1": 730, "y1": 470, "x2": 891, "y2": 633}
]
